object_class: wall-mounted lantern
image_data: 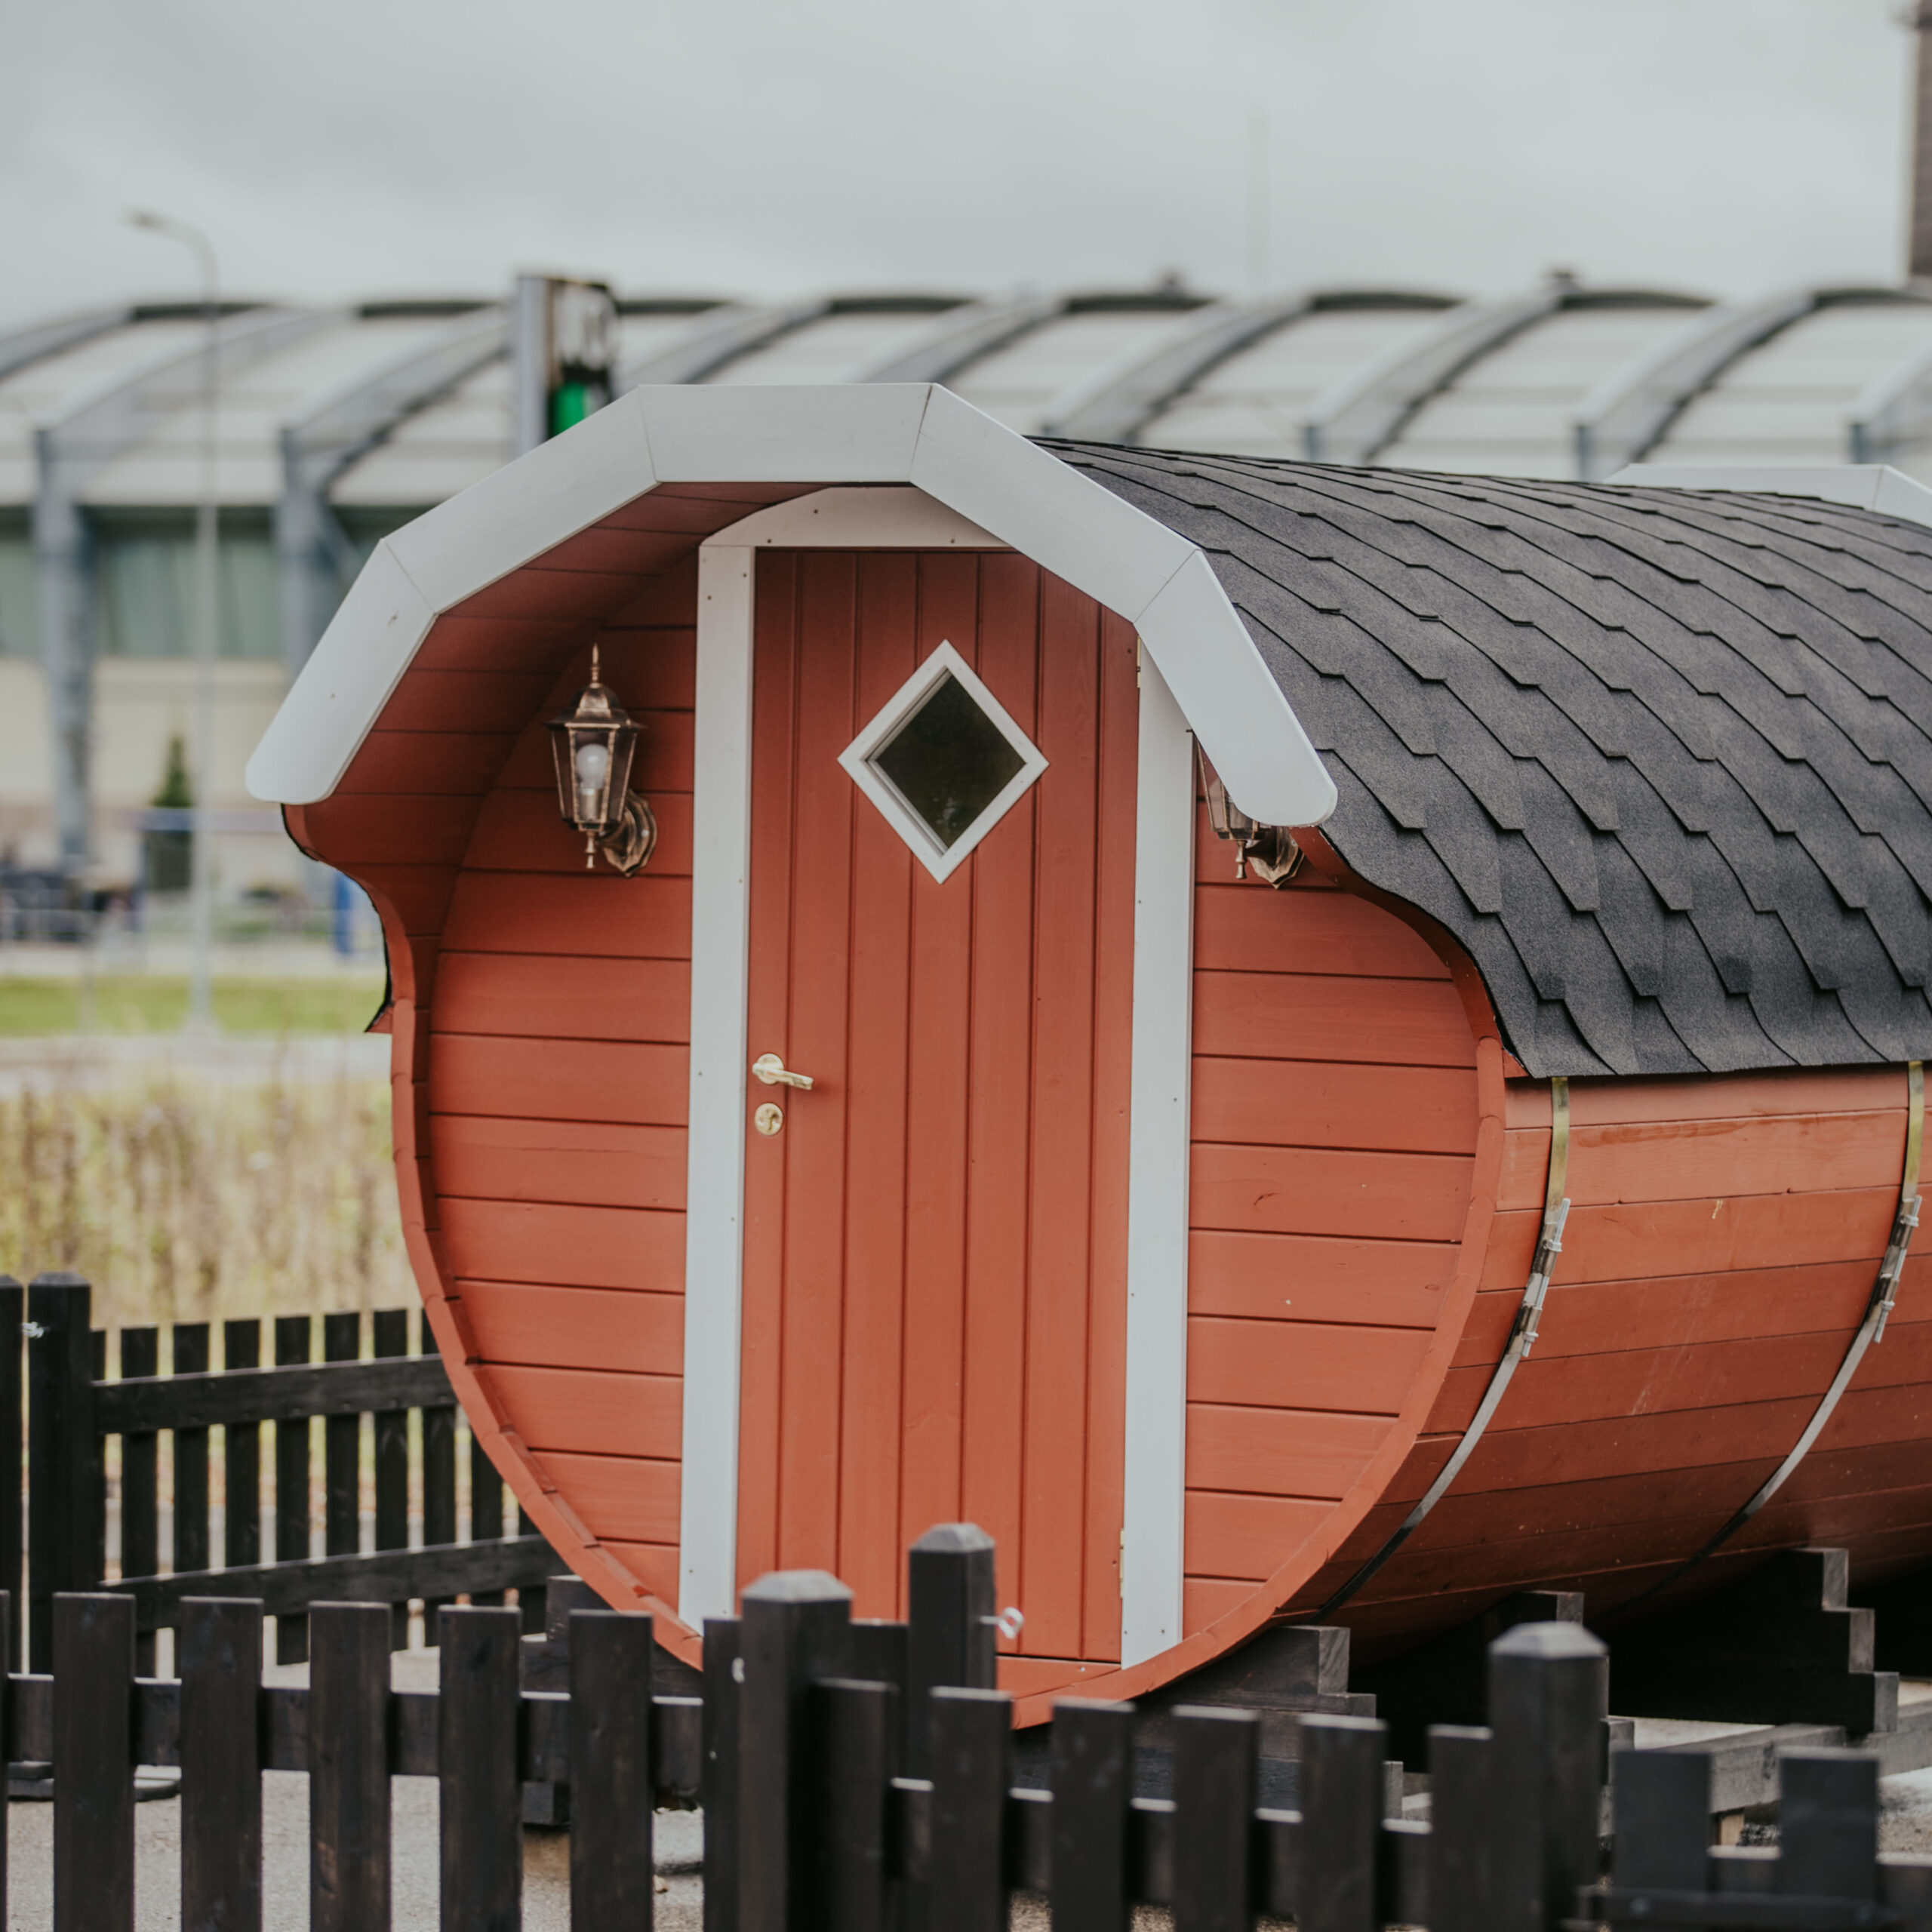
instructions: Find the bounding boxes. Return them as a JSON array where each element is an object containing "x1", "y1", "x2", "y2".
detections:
[
  {"x1": 1198, "y1": 745, "x2": 1303, "y2": 887},
  {"x1": 548, "y1": 645, "x2": 657, "y2": 875}
]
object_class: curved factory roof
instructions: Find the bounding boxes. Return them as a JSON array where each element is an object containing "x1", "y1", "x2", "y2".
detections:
[{"x1": 11, "y1": 281, "x2": 1932, "y2": 528}]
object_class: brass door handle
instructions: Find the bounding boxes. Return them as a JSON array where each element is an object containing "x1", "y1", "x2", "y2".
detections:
[{"x1": 752, "y1": 1053, "x2": 814, "y2": 1091}]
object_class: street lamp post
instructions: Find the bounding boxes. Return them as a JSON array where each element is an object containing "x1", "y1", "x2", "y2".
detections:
[{"x1": 128, "y1": 211, "x2": 220, "y2": 1035}]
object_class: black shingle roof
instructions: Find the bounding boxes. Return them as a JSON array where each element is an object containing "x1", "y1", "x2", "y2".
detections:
[{"x1": 1048, "y1": 441, "x2": 1932, "y2": 1078}]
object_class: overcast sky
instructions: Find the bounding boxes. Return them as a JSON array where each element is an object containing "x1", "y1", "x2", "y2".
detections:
[{"x1": 0, "y1": 0, "x2": 1914, "y2": 325}]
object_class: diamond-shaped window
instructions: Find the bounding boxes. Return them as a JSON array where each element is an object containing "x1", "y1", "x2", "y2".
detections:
[{"x1": 838, "y1": 641, "x2": 1048, "y2": 881}]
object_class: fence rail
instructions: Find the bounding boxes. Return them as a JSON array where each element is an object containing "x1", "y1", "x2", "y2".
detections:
[{"x1": 8, "y1": 1272, "x2": 555, "y2": 1671}]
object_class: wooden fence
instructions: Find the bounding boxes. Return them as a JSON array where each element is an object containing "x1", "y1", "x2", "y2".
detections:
[
  {"x1": 8, "y1": 1272, "x2": 555, "y2": 1670},
  {"x1": 8, "y1": 1527, "x2": 1932, "y2": 1932}
]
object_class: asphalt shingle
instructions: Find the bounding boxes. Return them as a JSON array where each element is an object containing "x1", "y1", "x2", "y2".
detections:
[{"x1": 1048, "y1": 442, "x2": 1932, "y2": 1076}]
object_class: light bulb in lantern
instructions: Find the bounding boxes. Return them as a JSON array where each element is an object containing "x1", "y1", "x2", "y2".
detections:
[{"x1": 574, "y1": 739, "x2": 611, "y2": 819}]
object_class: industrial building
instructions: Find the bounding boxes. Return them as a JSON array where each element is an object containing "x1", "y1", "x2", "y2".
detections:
[{"x1": 7, "y1": 274, "x2": 1932, "y2": 895}]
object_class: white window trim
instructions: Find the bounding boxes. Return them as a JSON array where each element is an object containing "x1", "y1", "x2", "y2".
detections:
[{"x1": 837, "y1": 638, "x2": 1048, "y2": 884}]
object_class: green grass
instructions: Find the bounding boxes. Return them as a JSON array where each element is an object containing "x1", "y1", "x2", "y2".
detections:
[{"x1": 0, "y1": 976, "x2": 387, "y2": 1037}]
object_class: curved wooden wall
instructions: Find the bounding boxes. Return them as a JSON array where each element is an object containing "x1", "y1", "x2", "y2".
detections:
[
  {"x1": 287, "y1": 494, "x2": 1932, "y2": 1704},
  {"x1": 1297, "y1": 1060, "x2": 1932, "y2": 1660}
]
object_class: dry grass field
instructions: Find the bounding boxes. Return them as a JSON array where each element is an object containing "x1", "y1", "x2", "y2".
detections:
[{"x1": 0, "y1": 1057, "x2": 413, "y2": 1330}]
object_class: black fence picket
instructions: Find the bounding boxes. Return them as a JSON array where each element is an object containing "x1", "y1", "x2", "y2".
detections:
[
  {"x1": 17, "y1": 1278, "x2": 555, "y2": 1665},
  {"x1": 2, "y1": 1499, "x2": 1927, "y2": 1932}
]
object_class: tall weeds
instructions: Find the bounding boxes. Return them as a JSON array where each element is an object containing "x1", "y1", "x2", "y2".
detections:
[{"x1": 0, "y1": 1066, "x2": 412, "y2": 1328}]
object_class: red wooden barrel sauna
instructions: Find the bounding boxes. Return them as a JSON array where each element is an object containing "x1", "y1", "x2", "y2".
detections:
[{"x1": 247, "y1": 385, "x2": 1932, "y2": 1717}]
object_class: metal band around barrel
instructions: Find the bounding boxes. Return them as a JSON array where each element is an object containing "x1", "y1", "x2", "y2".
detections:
[
  {"x1": 1615, "y1": 1060, "x2": 1924, "y2": 1620},
  {"x1": 1306, "y1": 1076, "x2": 1573, "y2": 1621}
]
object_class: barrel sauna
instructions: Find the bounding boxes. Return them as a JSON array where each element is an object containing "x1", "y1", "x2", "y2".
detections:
[{"x1": 250, "y1": 383, "x2": 1932, "y2": 1721}]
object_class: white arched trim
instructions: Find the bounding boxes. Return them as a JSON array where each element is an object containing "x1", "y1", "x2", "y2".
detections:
[{"x1": 244, "y1": 384, "x2": 1336, "y2": 829}]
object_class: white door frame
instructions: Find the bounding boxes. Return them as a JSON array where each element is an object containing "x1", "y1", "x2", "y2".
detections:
[{"x1": 677, "y1": 485, "x2": 1195, "y2": 1667}]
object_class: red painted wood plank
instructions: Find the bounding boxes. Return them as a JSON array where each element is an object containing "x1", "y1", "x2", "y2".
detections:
[
  {"x1": 461, "y1": 787, "x2": 694, "y2": 878},
  {"x1": 1189, "y1": 1229, "x2": 1457, "y2": 1329},
  {"x1": 338, "y1": 731, "x2": 518, "y2": 797},
  {"x1": 897, "y1": 553, "x2": 981, "y2": 1562},
  {"x1": 438, "y1": 1197, "x2": 685, "y2": 1292},
  {"x1": 1183, "y1": 1579, "x2": 1253, "y2": 1633},
  {"x1": 1452, "y1": 1262, "x2": 1881, "y2": 1367},
  {"x1": 1193, "y1": 971, "x2": 1478, "y2": 1068},
  {"x1": 351, "y1": 865, "x2": 460, "y2": 937},
  {"x1": 599, "y1": 1541, "x2": 681, "y2": 1604},
  {"x1": 957, "y1": 552, "x2": 1037, "y2": 1627},
  {"x1": 531, "y1": 1452, "x2": 680, "y2": 1545},
  {"x1": 1190, "y1": 1143, "x2": 1475, "y2": 1243},
  {"x1": 1480, "y1": 1187, "x2": 1898, "y2": 1292},
  {"x1": 455, "y1": 1280, "x2": 682, "y2": 1375},
  {"x1": 412, "y1": 615, "x2": 589, "y2": 675},
  {"x1": 1019, "y1": 568, "x2": 1103, "y2": 1660},
  {"x1": 1501, "y1": 1111, "x2": 1906, "y2": 1208},
  {"x1": 1185, "y1": 1403, "x2": 1394, "y2": 1500},
  {"x1": 579, "y1": 630, "x2": 697, "y2": 710},
  {"x1": 836, "y1": 553, "x2": 920, "y2": 1617},
  {"x1": 1192, "y1": 879, "x2": 1449, "y2": 980},
  {"x1": 429, "y1": 1033, "x2": 688, "y2": 1126},
  {"x1": 433, "y1": 952, "x2": 691, "y2": 1044},
  {"x1": 440, "y1": 872, "x2": 693, "y2": 960},
  {"x1": 526, "y1": 524, "x2": 703, "y2": 578},
  {"x1": 483, "y1": 1363, "x2": 681, "y2": 1459},
  {"x1": 430, "y1": 1115, "x2": 687, "y2": 1211},
  {"x1": 1565, "y1": 1066, "x2": 1904, "y2": 1128},
  {"x1": 446, "y1": 565, "x2": 643, "y2": 625},
  {"x1": 1184, "y1": 1491, "x2": 1334, "y2": 1581},
  {"x1": 1427, "y1": 1327, "x2": 1920, "y2": 1437},
  {"x1": 1192, "y1": 1057, "x2": 1479, "y2": 1157},
  {"x1": 300, "y1": 795, "x2": 480, "y2": 868},
  {"x1": 373, "y1": 668, "x2": 557, "y2": 737},
  {"x1": 1188, "y1": 1315, "x2": 1433, "y2": 1416}
]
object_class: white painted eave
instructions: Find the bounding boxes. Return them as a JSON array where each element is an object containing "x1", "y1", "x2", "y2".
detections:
[{"x1": 245, "y1": 383, "x2": 1337, "y2": 829}]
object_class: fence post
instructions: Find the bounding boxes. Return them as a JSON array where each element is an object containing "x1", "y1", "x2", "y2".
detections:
[
  {"x1": 309, "y1": 1601, "x2": 392, "y2": 1932},
  {"x1": 1298, "y1": 1712, "x2": 1386, "y2": 1932},
  {"x1": 1426, "y1": 1725, "x2": 1494, "y2": 1932},
  {"x1": 1172, "y1": 1705, "x2": 1260, "y2": 1932},
  {"x1": 704, "y1": 1615, "x2": 743, "y2": 1932},
  {"x1": 171, "y1": 1321, "x2": 211, "y2": 1573},
  {"x1": 29, "y1": 1275, "x2": 100, "y2": 1672},
  {"x1": 222, "y1": 1319, "x2": 262, "y2": 1568},
  {"x1": 180, "y1": 1597, "x2": 264, "y2": 1932},
  {"x1": 1050, "y1": 1699, "x2": 1134, "y2": 1932},
  {"x1": 371, "y1": 1309, "x2": 410, "y2": 1647},
  {"x1": 1487, "y1": 1620, "x2": 1607, "y2": 1932},
  {"x1": 0, "y1": 1278, "x2": 21, "y2": 1669},
  {"x1": 1780, "y1": 1751, "x2": 1881, "y2": 1901},
  {"x1": 926, "y1": 1685, "x2": 1011, "y2": 1932},
  {"x1": 273, "y1": 1315, "x2": 313, "y2": 1664},
  {"x1": 815, "y1": 1677, "x2": 900, "y2": 1932},
  {"x1": 1607, "y1": 1747, "x2": 1706, "y2": 1898},
  {"x1": 906, "y1": 1524, "x2": 995, "y2": 1778},
  {"x1": 440, "y1": 1602, "x2": 524, "y2": 1932},
  {"x1": 118, "y1": 1327, "x2": 159, "y2": 1675},
  {"x1": 739, "y1": 1571, "x2": 854, "y2": 1932},
  {"x1": 571, "y1": 1609, "x2": 657, "y2": 1932},
  {"x1": 52, "y1": 1591, "x2": 134, "y2": 1932}
]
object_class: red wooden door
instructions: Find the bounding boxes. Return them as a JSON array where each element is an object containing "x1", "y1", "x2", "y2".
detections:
[{"x1": 737, "y1": 547, "x2": 1140, "y2": 1670}]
